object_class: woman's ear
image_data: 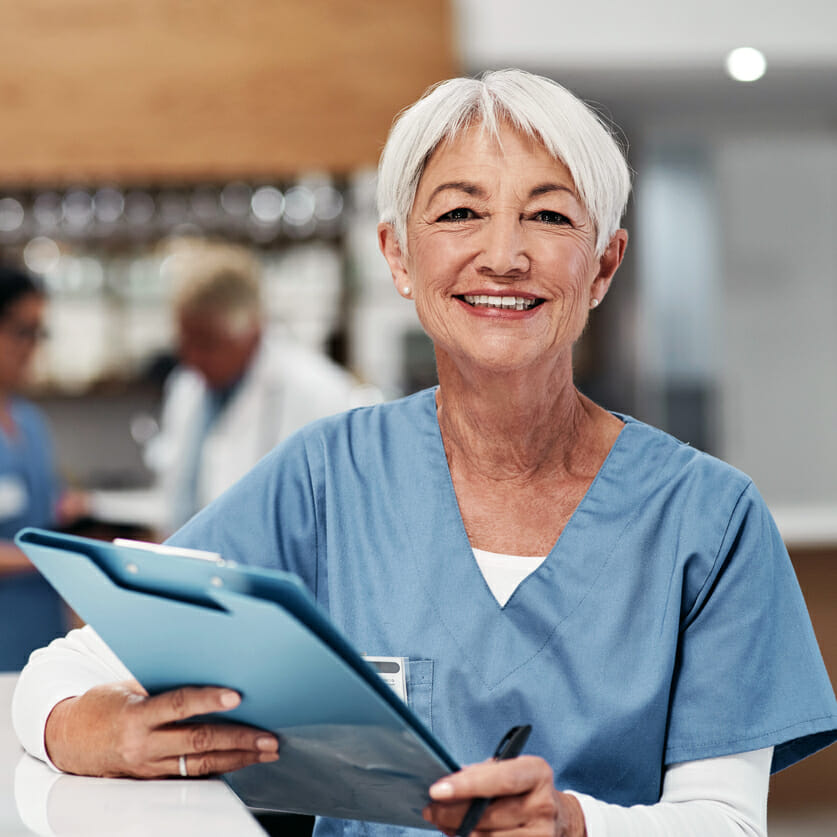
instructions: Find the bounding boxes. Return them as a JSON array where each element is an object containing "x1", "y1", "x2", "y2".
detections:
[
  {"x1": 590, "y1": 229, "x2": 628, "y2": 306},
  {"x1": 377, "y1": 223, "x2": 412, "y2": 298}
]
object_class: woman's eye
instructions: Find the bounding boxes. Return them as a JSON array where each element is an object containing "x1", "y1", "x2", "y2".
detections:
[
  {"x1": 437, "y1": 207, "x2": 475, "y2": 222},
  {"x1": 532, "y1": 210, "x2": 571, "y2": 225}
]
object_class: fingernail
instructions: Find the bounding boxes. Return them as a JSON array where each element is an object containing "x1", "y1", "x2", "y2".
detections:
[
  {"x1": 429, "y1": 780, "x2": 454, "y2": 799},
  {"x1": 256, "y1": 735, "x2": 278, "y2": 752},
  {"x1": 259, "y1": 751, "x2": 279, "y2": 763},
  {"x1": 220, "y1": 691, "x2": 240, "y2": 708}
]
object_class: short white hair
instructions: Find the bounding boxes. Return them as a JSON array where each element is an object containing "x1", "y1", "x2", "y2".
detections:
[{"x1": 376, "y1": 68, "x2": 631, "y2": 256}]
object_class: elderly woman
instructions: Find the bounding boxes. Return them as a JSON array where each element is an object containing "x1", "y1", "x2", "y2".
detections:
[{"x1": 13, "y1": 70, "x2": 837, "y2": 837}]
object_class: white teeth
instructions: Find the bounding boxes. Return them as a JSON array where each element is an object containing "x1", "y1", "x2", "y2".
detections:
[{"x1": 462, "y1": 295, "x2": 538, "y2": 311}]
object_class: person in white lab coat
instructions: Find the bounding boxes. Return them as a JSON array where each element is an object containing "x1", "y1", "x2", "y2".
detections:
[{"x1": 93, "y1": 240, "x2": 379, "y2": 536}]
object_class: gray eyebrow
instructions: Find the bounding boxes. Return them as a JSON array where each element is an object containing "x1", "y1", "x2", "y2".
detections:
[
  {"x1": 427, "y1": 181, "x2": 486, "y2": 202},
  {"x1": 427, "y1": 181, "x2": 578, "y2": 202},
  {"x1": 528, "y1": 183, "x2": 578, "y2": 200}
]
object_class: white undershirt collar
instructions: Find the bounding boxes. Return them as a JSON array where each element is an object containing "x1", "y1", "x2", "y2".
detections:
[{"x1": 472, "y1": 548, "x2": 547, "y2": 606}]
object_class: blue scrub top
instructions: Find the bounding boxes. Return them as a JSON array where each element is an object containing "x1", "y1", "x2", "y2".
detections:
[
  {"x1": 0, "y1": 398, "x2": 66, "y2": 671},
  {"x1": 170, "y1": 388, "x2": 837, "y2": 834}
]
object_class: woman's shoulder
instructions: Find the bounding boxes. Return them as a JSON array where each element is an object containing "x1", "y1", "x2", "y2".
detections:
[
  {"x1": 235, "y1": 387, "x2": 436, "y2": 487},
  {"x1": 613, "y1": 413, "x2": 754, "y2": 497}
]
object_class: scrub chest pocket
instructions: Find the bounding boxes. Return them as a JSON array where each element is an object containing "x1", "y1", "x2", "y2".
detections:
[{"x1": 405, "y1": 660, "x2": 434, "y2": 731}]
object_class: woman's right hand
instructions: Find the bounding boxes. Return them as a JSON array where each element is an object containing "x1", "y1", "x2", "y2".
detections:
[{"x1": 44, "y1": 680, "x2": 279, "y2": 778}]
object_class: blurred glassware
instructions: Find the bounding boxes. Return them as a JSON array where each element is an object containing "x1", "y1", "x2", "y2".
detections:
[
  {"x1": 251, "y1": 185, "x2": 285, "y2": 224},
  {"x1": 283, "y1": 185, "x2": 316, "y2": 238},
  {"x1": 220, "y1": 181, "x2": 253, "y2": 217},
  {"x1": 94, "y1": 188, "x2": 126, "y2": 224},
  {"x1": 158, "y1": 192, "x2": 189, "y2": 227},
  {"x1": 124, "y1": 191, "x2": 156, "y2": 227},
  {"x1": 62, "y1": 190, "x2": 95, "y2": 231},
  {"x1": 23, "y1": 236, "x2": 61, "y2": 276},
  {"x1": 3, "y1": 178, "x2": 348, "y2": 246},
  {"x1": 284, "y1": 186, "x2": 315, "y2": 225},
  {"x1": 190, "y1": 186, "x2": 221, "y2": 225},
  {"x1": 313, "y1": 185, "x2": 344, "y2": 224},
  {"x1": 0, "y1": 197, "x2": 25, "y2": 233},
  {"x1": 32, "y1": 192, "x2": 63, "y2": 230}
]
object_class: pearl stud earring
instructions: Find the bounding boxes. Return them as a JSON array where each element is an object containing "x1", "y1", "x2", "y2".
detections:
[
  {"x1": 403, "y1": 286, "x2": 411, "y2": 297},
  {"x1": 590, "y1": 298, "x2": 600, "y2": 309}
]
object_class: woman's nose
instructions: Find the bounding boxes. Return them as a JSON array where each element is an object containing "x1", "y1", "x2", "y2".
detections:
[{"x1": 473, "y1": 215, "x2": 529, "y2": 277}]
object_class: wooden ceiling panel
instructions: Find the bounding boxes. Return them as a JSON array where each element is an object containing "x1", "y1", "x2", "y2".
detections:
[{"x1": 0, "y1": 0, "x2": 457, "y2": 183}]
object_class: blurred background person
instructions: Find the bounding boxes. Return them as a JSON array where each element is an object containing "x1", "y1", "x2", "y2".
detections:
[
  {"x1": 0, "y1": 265, "x2": 87, "y2": 671},
  {"x1": 91, "y1": 239, "x2": 380, "y2": 537}
]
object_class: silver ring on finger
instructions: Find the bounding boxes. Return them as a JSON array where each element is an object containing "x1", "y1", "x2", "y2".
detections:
[{"x1": 178, "y1": 754, "x2": 188, "y2": 777}]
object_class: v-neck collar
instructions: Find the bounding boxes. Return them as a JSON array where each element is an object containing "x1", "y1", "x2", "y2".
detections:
[{"x1": 401, "y1": 389, "x2": 657, "y2": 690}]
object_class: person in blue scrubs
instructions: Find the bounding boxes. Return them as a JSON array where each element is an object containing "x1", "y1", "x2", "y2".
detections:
[
  {"x1": 0, "y1": 266, "x2": 83, "y2": 671},
  {"x1": 23, "y1": 70, "x2": 837, "y2": 836}
]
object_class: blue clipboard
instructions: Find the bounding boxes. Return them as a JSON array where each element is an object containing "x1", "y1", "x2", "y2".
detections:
[{"x1": 15, "y1": 527, "x2": 460, "y2": 828}]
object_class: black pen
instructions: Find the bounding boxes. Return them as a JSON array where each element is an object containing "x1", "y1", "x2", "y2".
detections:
[{"x1": 455, "y1": 724, "x2": 532, "y2": 837}]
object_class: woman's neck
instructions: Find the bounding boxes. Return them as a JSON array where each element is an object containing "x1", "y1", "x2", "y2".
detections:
[
  {"x1": 434, "y1": 352, "x2": 605, "y2": 483},
  {"x1": 433, "y1": 352, "x2": 624, "y2": 555}
]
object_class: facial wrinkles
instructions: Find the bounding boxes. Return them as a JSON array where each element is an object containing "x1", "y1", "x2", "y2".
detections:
[
  {"x1": 401, "y1": 123, "x2": 604, "y2": 371},
  {"x1": 412, "y1": 173, "x2": 595, "y2": 281},
  {"x1": 410, "y1": 226, "x2": 592, "y2": 335},
  {"x1": 411, "y1": 207, "x2": 593, "y2": 291},
  {"x1": 421, "y1": 181, "x2": 585, "y2": 230}
]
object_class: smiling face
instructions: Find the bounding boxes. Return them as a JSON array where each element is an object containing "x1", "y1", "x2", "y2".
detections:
[{"x1": 379, "y1": 120, "x2": 626, "y2": 381}]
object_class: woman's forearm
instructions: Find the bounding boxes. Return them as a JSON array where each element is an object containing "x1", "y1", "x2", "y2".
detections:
[
  {"x1": 12, "y1": 625, "x2": 133, "y2": 764},
  {"x1": 570, "y1": 747, "x2": 772, "y2": 837}
]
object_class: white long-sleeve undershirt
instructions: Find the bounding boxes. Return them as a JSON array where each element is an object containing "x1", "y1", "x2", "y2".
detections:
[
  {"x1": 570, "y1": 747, "x2": 771, "y2": 836},
  {"x1": 12, "y1": 626, "x2": 771, "y2": 836}
]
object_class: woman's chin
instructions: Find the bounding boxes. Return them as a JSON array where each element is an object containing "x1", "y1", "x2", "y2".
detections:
[{"x1": 443, "y1": 347, "x2": 566, "y2": 381}]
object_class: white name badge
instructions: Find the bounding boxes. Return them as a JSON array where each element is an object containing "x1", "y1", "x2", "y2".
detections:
[
  {"x1": 0, "y1": 475, "x2": 27, "y2": 521},
  {"x1": 364, "y1": 656, "x2": 408, "y2": 702}
]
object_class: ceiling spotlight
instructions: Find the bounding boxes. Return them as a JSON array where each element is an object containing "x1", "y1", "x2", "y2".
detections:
[{"x1": 725, "y1": 47, "x2": 767, "y2": 82}]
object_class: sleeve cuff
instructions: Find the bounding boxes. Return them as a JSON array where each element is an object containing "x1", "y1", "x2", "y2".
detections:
[{"x1": 564, "y1": 790, "x2": 607, "y2": 837}]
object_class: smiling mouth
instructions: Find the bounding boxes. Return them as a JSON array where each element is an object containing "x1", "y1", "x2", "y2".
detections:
[{"x1": 458, "y1": 294, "x2": 544, "y2": 311}]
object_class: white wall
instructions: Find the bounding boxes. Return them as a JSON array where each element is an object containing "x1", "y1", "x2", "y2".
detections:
[
  {"x1": 455, "y1": 0, "x2": 837, "y2": 70},
  {"x1": 715, "y1": 134, "x2": 837, "y2": 513}
]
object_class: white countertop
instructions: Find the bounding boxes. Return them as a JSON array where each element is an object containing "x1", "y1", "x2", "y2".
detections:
[
  {"x1": 772, "y1": 505, "x2": 837, "y2": 549},
  {"x1": 0, "y1": 673, "x2": 267, "y2": 836}
]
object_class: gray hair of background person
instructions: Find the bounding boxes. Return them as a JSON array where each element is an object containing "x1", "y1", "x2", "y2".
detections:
[
  {"x1": 170, "y1": 240, "x2": 263, "y2": 338},
  {"x1": 376, "y1": 68, "x2": 632, "y2": 257},
  {"x1": 0, "y1": 265, "x2": 45, "y2": 318}
]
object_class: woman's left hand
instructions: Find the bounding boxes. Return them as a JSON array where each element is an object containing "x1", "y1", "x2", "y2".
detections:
[{"x1": 423, "y1": 756, "x2": 586, "y2": 837}]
